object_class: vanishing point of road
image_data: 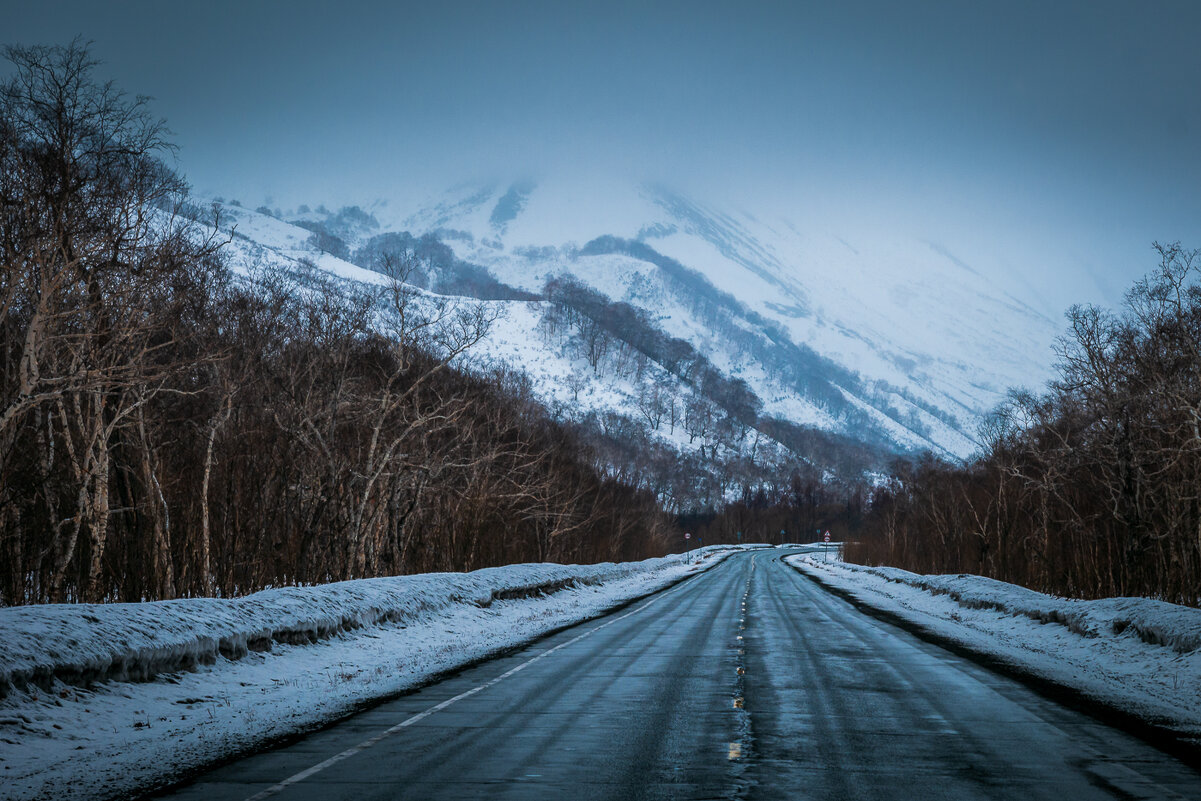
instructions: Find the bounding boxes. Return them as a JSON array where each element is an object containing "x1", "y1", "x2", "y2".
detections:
[{"x1": 150, "y1": 549, "x2": 1201, "y2": 801}]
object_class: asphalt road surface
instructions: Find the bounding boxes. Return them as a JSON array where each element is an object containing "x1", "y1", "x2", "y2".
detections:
[{"x1": 152, "y1": 549, "x2": 1201, "y2": 801}]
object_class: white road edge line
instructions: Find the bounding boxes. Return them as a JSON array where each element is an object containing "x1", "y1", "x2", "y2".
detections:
[{"x1": 241, "y1": 571, "x2": 701, "y2": 801}]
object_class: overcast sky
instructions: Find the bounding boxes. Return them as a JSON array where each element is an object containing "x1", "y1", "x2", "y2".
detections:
[{"x1": 4, "y1": 0, "x2": 1200, "y2": 311}]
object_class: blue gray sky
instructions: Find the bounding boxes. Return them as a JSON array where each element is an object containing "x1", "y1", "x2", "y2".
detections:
[{"x1": 4, "y1": 0, "x2": 1200, "y2": 310}]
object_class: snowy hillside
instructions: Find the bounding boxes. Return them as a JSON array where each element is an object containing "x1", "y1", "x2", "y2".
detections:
[
  {"x1": 204, "y1": 177, "x2": 1063, "y2": 465},
  {"x1": 393, "y1": 178, "x2": 1062, "y2": 455},
  {"x1": 206, "y1": 203, "x2": 730, "y2": 463}
]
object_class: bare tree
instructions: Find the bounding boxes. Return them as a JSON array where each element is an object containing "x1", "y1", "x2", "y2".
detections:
[{"x1": 0, "y1": 40, "x2": 221, "y2": 600}]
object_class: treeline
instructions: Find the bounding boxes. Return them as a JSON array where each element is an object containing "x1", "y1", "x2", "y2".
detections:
[
  {"x1": 565, "y1": 408, "x2": 802, "y2": 514},
  {"x1": 848, "y1": 243, "x2": 1201, "y2": 605},
  {"x1": 273, "y1": 202, "x2": 538, "y2": 302},
  {"x1": 542, "y1": 275, "x2": 761, "y2": 422},
  {"x1": 579, "y1": 236, "x2": 853, "y2": 411},
  {"x1": 353, "y1": 231, "x2": 539, "y2": 301},
  {"x1": 540, "y1": 275, "x2": 887, "y2": 481},
  {"x1": 680, "y1": 463, "x2": 867, "y2": 547},
  {"x1": 578, "y1": 235, "x2": 960, "y2": 449},
  {"x1": 0, "y1": 42, "x2": 671, "y2": 605}
]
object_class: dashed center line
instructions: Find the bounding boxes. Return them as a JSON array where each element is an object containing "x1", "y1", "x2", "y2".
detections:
[{"x1": 728, "y1": 554, "x2": 755, "y2": 764}]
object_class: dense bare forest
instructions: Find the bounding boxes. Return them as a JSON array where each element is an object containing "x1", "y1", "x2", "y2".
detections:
[
  {"x1": 7, "y1": 41, "x2": 1197, "y2": 610},
  {"x1": 848, "y1": 243, "x2": 1201, "y2": 605},
  {"x1": 0, "y1": 42, "x2": 674, "y2": 604}
]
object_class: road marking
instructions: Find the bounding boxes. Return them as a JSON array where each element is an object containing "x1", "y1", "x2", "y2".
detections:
[{"x1": 242, "y1": 575, "x2": 696, "y2": 800}]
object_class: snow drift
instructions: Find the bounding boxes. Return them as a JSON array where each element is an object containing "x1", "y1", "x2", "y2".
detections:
[
  {"x1": 0, "y1": 550, "x2": 736, "y2": 801},
  {"x1": 840, "y1": 562, "x2": 1201, "y2": 653},
  {"x1": 0, "y1": 556, "x2": 704, "y2": 698}
]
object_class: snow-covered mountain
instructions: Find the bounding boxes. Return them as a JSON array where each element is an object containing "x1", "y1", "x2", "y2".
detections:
[
  {"x1": 395, "y1": 178, "x2": 1060, "y2": 453},
  {"x1": 207, "y1": 176, "x2": 1063, "y2": 466}
]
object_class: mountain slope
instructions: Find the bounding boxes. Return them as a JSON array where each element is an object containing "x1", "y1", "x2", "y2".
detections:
[
  {"x1": 392, "y1": 178, "x2": 1061, "y2": 457},
  {"x1": 205, "y1": 177, "x2": 1062, "y2": 471}
]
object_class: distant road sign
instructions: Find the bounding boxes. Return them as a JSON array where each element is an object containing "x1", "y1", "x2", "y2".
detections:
[
  {"x1": 823, "y1": 531, "x2": 831, "y2": 543},
  {"x1": 685, "y1": 532, "x2": 691, "y2": 540}
]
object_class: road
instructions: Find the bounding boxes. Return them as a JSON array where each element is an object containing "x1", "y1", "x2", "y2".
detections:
[{"x1": 152, "y1": 549, "x2": 1201, "y2": 801}]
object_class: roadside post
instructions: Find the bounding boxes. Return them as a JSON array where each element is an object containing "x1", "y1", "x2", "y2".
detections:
[{"x1": 685, "y1": 531, "x2": 691, "y2": 563}]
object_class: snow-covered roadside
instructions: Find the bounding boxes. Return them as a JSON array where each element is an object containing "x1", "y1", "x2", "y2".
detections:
[
  {"x1": 786, "y1": 555, "x2": 1201, "y2": 748},
  {"x1": 0, "y1": 548, "x2": 738, "y2": 801}
]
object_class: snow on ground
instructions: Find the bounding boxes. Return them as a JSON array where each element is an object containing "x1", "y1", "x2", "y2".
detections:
[
  {"x1": 0, "y1": 549, "x2": 739, "y2": 801},
  {"x1": 786, "y1": 554, "x2": 1201, "y2": 746}
]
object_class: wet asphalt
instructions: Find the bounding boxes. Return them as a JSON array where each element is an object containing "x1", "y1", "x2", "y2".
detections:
[{"x1": 150, "y1": 549, "x2": 1201, "y2": 801}]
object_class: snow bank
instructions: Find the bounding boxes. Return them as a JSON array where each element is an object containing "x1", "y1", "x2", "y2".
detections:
[
  {"x1": 0, "y1": 557, "x2": 710, "y2": 698},
  {"x1": 786, "y1": 555, "x2": 1201, "y2": 745},
  {"x1": 830, "y1": 562, "x2": 1201, "y2": 652},
  {"x1": 0, "y1": 549, "x2": 735, "y2": 801}
]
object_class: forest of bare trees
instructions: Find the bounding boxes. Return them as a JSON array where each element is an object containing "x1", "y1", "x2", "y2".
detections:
[
  {"x1": 0, "y1": 42, "x2": 673, "y2": 605},
  {"x1": 9, "y1": 41, "x2": 1193, "y2": 610},
  {"x1": 849, "y1": 243, "x2": 1201, "y2": 605}
]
